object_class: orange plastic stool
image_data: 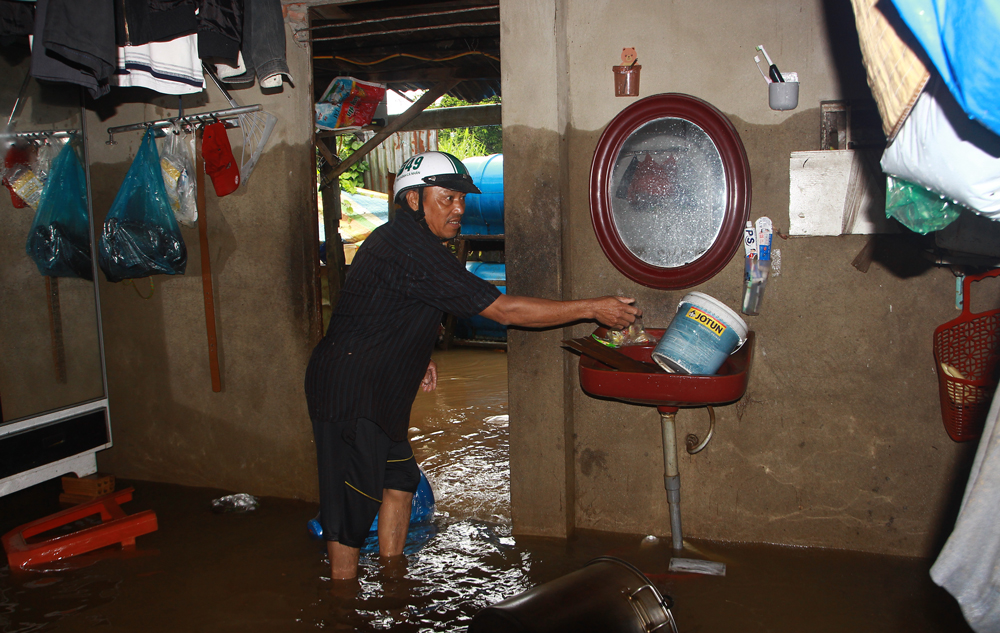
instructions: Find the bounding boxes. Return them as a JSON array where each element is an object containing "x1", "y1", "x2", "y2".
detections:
[{"x1": 2, "y1": 487, "x2": 157, "y2": 569}]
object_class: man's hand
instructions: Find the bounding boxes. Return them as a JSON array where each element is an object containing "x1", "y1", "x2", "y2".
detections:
[
  {"x1": 421, "y1": 360, "x2": 438, "y2": 392},
  {"x1": 592, "y1": 296, "x2": 641, "y2": 330}
]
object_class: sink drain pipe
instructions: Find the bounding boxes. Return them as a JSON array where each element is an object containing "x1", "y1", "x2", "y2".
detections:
[{"x1": 659, "y1": 409, "x2": 683, "y2": 550}]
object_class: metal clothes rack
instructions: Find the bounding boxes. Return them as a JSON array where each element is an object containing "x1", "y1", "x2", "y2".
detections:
[
  {"x1": 104, "y1": 105, "x2": 261, "y2": 144},
  {"x1": 0, "y1": 130, "x2": 79, "y2": 141}
]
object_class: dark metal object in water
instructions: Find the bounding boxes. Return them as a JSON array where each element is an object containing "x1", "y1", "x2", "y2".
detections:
[{"x1": 469, "y1": 556, "x2": 678, "y2": 633}]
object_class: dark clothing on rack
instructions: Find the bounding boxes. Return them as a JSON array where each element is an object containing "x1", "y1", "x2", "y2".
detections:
[
  {"x1": 0, "y1": 0, "x2": 34, "y2": 38},
  {"x1": 115, "y1": 0, "x2": 242, "y2": 61},
  {"x1": 44, "y1": 0, "x2": 116, "y2": 85},
  {"x1": 30, "y1": 0, "x2": 111, "y2": 98},
  {"x1": 116, "y1": 0, "x2": 197, "y2": 47},
  {"x1": 197, "y1": 0, "x2": 243, "y2": 62},
  {"x1": 305, "y1": 210, "x2": 500, "y2": 442},
  {"x1": 218, "y1": 0, "x2": 288, "y2": 85}
]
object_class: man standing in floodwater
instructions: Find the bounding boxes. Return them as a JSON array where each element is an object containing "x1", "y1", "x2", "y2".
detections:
[{"x1": 305, "y1": 151, "x2": 640, "y2": 582}]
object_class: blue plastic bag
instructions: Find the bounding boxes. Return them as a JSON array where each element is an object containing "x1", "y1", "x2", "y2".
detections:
[
  {"x1": 891, "y1": 0, "x2": 1000, "y2": 137},
  {"x1": 24, "y1": 140, "x2": 93, "y2": 280},
  {"x1": 99, "y1": 128, "x2": 186, "y2": 282}
]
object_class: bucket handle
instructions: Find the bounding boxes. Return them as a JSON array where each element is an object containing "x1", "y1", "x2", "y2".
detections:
[
  {"x1": 960, "y1": 268, "x2": 1000, "y2": 316},
  {"x1": 627, "y1": 585, "x2": 678, "y2": 633}
]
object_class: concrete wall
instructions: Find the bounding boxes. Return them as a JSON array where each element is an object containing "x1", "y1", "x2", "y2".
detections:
[
  {"x1": 89, "y1": 23, "x2": 322, "y2": 499},
  {"x1": 502, "y1": 0, "x2": 990, "y2": 556}
]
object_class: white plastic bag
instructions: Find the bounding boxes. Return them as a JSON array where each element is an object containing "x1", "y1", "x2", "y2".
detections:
[
  {"x1": 881, "y1": 79, "x2": 1000, "y2": 219},
  {"x1": 159, "y1": 125, "x2": 198, "y2": 227},
  {"x1": 33, "y1": 139, "x2": 62, "y2": 184}
]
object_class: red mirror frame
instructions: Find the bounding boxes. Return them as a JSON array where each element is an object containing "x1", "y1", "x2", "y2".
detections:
[{"x1": 589, "y1": 93, "x2": 752, "y2": 289}]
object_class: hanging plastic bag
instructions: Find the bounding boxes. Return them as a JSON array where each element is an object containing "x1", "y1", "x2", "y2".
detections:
[
  {"x1": 881, "y1": 80, "x2": 1000, "y2": 219},
  {"x1": 3, "y1": 142, "x2": 35, "y2": 208},
  {"x1": 24, "y1": 141, "x2": 93, "y2": 280},
  {"x1": 159, "y1": 124, "x2": 198, "y2": 227},
  {"x1": 33, "y1": 139, "x2": 62, "y2": 185},
  {"x1": 885, "y1": 175, "x2": 965, "y2": 235},
  {"x1": 99, "y1": 128, "x2": 187, "y2": 282}
]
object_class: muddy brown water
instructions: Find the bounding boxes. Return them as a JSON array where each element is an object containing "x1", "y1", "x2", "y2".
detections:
[{"x1": 1, "y1": 348, "x2": 970, "y2": 632}]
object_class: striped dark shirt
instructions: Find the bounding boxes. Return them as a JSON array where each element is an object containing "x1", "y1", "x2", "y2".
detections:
[{"x1": 305, "y1": 211, "x2": 501, "y2": 441}]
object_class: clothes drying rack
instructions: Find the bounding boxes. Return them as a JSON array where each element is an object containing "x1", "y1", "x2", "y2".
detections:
[
  {"x1": 1, "y1": 129, "x2": 79, "y2": 141},
  {"x1": 104, "y1": 104, "x2": 260, "y2": 145}
]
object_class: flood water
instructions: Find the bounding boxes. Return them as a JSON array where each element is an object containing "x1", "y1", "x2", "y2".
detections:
[{"x1": 0, "y1": 348, "x2": 972, "y2": 632}]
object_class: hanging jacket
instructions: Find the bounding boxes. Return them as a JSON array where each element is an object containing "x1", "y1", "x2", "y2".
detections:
[
  {"x1": 197, "y1": 0, "x2": 243, "y2": 62},
  {"x1": 116, "y1": 0, "x2": 197, "y2": 47},
  {"x1": 115, "y1": 0, "x2": 242, "y2": 63}
]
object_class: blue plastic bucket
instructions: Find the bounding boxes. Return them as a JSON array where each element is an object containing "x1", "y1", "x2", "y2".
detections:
[
  {"x1": 652, "y1": 292, "x2": 747, "y2": 375},
  {"x1": 461, "y1": 154, "x2": 504, "y2": 235}
]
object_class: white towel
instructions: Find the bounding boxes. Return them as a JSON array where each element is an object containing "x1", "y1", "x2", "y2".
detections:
[
  {"x1": 931, "y1": 382, "x2": 1000, "y2": 632},
  {"x1": 116, "y1": 34, "x2": 204, "y2": 95}
]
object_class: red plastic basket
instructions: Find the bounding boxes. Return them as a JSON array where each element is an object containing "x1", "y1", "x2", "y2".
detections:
[{"x1": 933, "y1": 269, "x2": 1000, "y2": 442}]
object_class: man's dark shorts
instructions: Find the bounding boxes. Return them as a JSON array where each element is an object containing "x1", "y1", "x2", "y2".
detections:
[{"x1": 312, "y1": 417, "x2": 421, "y2": 548}]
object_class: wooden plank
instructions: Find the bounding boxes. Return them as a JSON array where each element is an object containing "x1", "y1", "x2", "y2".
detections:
[
  {"x1": 789, "y1": 150, "x2": 892, "y2": 236},
  {"x1": 315, "y1": 137, "x2": 340, "y2": 168},
  {"x1": 386, "y1": 104, "x2": 500, "y2": 132},
  {"x1": 196, "y1": 129, "x2": 222, "y2": 392},
  {"x1": 562, "y1": 337, "x2": 665, "y2": 374}
]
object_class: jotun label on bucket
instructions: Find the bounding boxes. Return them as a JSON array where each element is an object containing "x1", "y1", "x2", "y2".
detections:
[{"x1": 685, "y1": 306, "x2": 726, "y2": 337}]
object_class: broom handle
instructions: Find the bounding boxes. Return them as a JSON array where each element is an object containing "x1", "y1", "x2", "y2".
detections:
[{"x1": 196, "y1": 128, "x2": 222, "y2": 392}]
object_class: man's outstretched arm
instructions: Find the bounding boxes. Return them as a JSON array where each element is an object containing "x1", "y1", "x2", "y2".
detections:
[{"x1": 479, "y1": 294, "x2": 640, "y2": 329}]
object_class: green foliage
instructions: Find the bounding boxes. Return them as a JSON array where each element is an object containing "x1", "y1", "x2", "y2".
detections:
[
  {"x1": 429, "y1": 95, "x2": 502, "y2": 160},
  {"x1": 337, "y1": 135, "x2": 369, "y2": 193}
]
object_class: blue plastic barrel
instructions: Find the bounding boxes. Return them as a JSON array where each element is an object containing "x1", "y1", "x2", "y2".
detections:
[
  {"x1": 461, "y1": 154, "x2": 504, "y2": 236},
  {"x1": 457, "y1": 262, "x2": 507, "y2": 341}
]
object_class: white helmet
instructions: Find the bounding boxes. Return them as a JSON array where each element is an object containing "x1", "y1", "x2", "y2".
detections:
[{"x1": 393, "y1": 151, "x2": 481, "y2": 208}]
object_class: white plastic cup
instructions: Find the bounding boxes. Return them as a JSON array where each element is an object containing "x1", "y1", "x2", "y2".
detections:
[{"x1": 769, "y1": 81, "x2": 799, "y2": 111}]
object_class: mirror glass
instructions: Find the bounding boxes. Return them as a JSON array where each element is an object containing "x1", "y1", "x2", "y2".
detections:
[
  {"x1": 609, "y1": 117, "x2": 726, "y2": 268},
  {"x1": 0, "y1": 47, "x2": 104, "y2": 423}
]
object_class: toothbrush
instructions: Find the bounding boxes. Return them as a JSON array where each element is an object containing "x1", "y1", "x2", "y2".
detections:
[
  {"x1": 753, "y1": 56, "x2": 772, "y2": 83},
  {"x1": 756, "y1": 45, "x2": 784, "y2": 82}
]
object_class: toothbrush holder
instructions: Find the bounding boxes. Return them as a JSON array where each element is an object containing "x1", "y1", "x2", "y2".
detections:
[{"x1": 769, "y1": 81, "x2": 799, "y2": 110}]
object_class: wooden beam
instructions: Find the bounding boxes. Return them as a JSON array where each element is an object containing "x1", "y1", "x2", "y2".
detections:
[
  {"x1": 388, "y1": 103, "x2": 500, "y2": 131},
  {"x1": 314, "y1": 67, "x2": 490, "y2": 85},
  {"x1": 315, "y1": 137, "x2": 340, "y2": 168},
  {"x1": 316, "y1": 104, "x2": 501, "y2": 138},
  {"x1": 330, "y1": 78, "x2": 459, "y2": 179}
]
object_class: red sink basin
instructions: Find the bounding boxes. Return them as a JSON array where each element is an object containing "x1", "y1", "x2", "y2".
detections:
[{"x1": 578, "y1": 328, "x2": 755, "y2": 411}]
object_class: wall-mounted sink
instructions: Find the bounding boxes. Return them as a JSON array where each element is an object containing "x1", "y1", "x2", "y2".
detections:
[
  {"x1": 578, "y1": 328, "x2": 755, "y2": 412},
  {"x1": 574, "y1": 327, "x2": 755, "y2": 553}
]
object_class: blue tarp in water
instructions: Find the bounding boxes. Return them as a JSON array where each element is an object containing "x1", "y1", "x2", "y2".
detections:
[{"x1": 891, "y1": 0, "x2": 1000, "y2": 136}]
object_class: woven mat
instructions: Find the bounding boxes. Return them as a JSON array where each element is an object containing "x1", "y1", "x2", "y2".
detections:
[{"x1": 849, "y1": 0, "x2": 930, "y2": 141}]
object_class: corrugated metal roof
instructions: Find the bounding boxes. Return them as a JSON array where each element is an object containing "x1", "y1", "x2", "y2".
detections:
[
  {"x1": 363, "y1": 129, "x2": 439, "y2": 194},
  {"x1": 304, "y1": 0, "x2": 501, "y2": 103}
]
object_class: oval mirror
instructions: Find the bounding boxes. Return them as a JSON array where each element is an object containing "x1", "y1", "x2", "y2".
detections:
[{"x1": 590, "y1": 94, "x2": 751, "y2": 289}]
